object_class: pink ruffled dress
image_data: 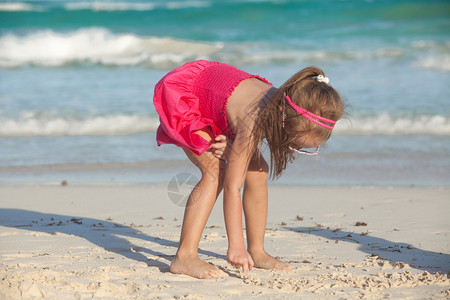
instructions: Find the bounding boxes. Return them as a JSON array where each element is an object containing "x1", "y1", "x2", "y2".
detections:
[{"x1": 153, "y1": 60, "x2": 271, "y2": 155}]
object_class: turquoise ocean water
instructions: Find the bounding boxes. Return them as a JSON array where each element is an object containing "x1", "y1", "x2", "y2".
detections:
[{"x1": 0, "y1": 0, "x2": 449, "y2": 186}]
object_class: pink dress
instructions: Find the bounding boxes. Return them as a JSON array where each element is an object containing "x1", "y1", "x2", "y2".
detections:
[{"x1": 153, "y1": 60, "x2": 271, "y2": 155}]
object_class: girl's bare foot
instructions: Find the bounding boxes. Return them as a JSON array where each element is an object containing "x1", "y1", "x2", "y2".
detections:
[
  {"x1": 249, "y1": 250, "x2": 292, "y2": 271},
  {"x1": 170, "y1": 254, "x2": 227, "y2": 279}
]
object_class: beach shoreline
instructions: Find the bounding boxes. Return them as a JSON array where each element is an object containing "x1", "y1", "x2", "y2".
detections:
[
  {"x1": 2, "y1": 0, "x2": 449, "y2": 298},
  {"x1": 1, "y1": 184, "x2": 448, "y2": 299}
]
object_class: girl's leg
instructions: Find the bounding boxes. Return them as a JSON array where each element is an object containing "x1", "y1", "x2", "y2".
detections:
[
  {"x1": 243, "y1": 153, "x2": 291, "y2": 271},
  {"x1": 170, "y1": 129, "x2": 226, "y2": 279}
]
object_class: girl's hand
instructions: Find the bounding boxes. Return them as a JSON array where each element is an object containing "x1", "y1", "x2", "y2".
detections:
[
  {"x1": 209, "y1": 134, "x2": 229, "y2": 160},
  {"x1": 227, "y1": 246, "x2": 254, "y2": 276}
]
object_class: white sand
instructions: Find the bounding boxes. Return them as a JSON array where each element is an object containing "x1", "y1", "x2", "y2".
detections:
[{"x1": 0, "y1": 184, "x2": 449, "y2": 299}]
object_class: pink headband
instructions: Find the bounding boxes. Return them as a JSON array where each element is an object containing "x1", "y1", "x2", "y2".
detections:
[{"x1": 283, "y1": 94, "x2": 336, "y2": 130}]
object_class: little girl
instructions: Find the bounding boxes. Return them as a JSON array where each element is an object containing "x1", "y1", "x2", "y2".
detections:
[{"x1": 153, "y1": 60, "x2": 343, "y2": 279}]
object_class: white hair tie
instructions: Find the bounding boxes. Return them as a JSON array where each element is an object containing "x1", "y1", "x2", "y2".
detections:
[{"x1": 312, "y1": 75, "x2": 329, "y2": 84}]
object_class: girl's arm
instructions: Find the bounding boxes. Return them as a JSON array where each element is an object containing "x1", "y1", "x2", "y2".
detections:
[{"x1": 223, "y1": 129, "x2": 255, "y2": 275}]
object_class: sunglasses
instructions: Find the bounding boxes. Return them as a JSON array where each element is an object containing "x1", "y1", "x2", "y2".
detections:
[{"x1": 289, "y1": 145, "x2": 320, "y2": 156}]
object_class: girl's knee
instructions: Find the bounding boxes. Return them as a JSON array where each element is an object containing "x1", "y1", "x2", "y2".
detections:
[{"x1": 200, "y1": 157, "x2": 226, "y2": 186}]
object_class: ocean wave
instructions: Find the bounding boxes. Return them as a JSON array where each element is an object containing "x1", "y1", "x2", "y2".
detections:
[
  {"x1": 0, "y1": 113, "x2": 448, "y2": 137},
  {"x1": 63, "y1": 0, "x2": 283, "y2": 11},
  {"x1": 0, "y1": 28, "x2": 224, "y2": 68},
  {"x1": 64, "y1": 2, "x2": 156, "y2": 11},
  {"x1": 0, "y1": 2, "x2": 41, "y2": 11},
  {"x1": 65, "y1": 1, "x2": 210, "y2": 11},
  {"x1": 417, "y1": 55, "x2": 450, "y2": 72},
  {"x1": 0, "y1": 1, "x2": 212, "y2": 12},
  {"x1": 335, "y1": 114, "x2": 450, "y2": 136},
  {"x1": 412, "y1": 41, "x2": 450, "y2": 72},
  {"x1": 2, "y1": 28, "x2": 448, "y2": 70},
  {"x1": 0, "y1": 113, "x2": 159, "y2": 137}
]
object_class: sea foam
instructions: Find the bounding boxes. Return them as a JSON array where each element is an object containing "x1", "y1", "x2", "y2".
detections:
[
  {"x1": 64, "y1": 2, "x2": 157, "y2": 11},
  {"x1": 336, "y1": 114, "x2": 450, "y2": 136},
  {"x1": 413, "y1": 41, "x2": 450, "y2": 72},
  {"x1": 0, "y1": 114, "x2": 160, "y2": 137},
  {"x1": 0, "y1": 2, "x2": 40, "y2": 11},
  {"x1": 64, "y1": 1, "x2": 211, "y2": 11},
  {"x1": 2, "y1": 28, "x2": 448, "y2": 70},
  {"x1": 0, "y1": 113, "x2": 448, "y2": 137},
  {"x1": 0, "y1": 28, "x2": 223, "y2": 68}
]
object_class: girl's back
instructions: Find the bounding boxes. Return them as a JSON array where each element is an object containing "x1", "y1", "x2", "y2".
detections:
[{"x1": 153, "y1": 60, "x2": 272, "y2": 154}]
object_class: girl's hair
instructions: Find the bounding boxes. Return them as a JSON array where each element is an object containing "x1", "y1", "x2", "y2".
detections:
[{"x1": 252, "y1": 66, "x2": 344, "y2": 179}]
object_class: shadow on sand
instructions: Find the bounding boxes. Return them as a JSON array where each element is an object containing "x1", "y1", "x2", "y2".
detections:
[
  {"x1": 284, "y1": 226, "x2": 450, "y2": 274},
  {"x1": 0, "y1": 209, "x2": 225, "y2": 272},
  {"x1": 2, "y1": 209, "x2": 448, "y2": 275}
]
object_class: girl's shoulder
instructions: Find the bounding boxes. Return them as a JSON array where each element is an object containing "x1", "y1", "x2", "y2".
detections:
[{"x1": 226, "y1": 78, "x2": 276, "y2": 133}]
